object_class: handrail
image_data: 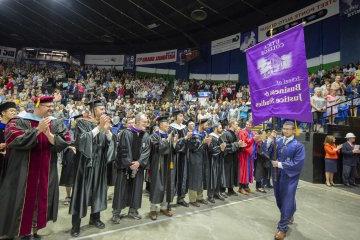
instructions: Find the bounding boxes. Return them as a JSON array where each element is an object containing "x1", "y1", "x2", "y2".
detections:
[{"x1": 320, "y1": 95, "x2": 360, "y2": 121}]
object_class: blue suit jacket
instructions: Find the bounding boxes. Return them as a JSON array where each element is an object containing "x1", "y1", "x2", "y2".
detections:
[{"x1": 276, "y1": 138, "x2": 305, "y2": 178}]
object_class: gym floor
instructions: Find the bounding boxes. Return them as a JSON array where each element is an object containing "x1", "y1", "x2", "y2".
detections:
[{"x1": 40, "y1": 181, "x2": 360, "y2": 240}]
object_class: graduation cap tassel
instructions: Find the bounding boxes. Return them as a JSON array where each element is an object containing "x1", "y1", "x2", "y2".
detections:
[{"x1": 295, "y1": 120, "x2": 300, "y2": 136}]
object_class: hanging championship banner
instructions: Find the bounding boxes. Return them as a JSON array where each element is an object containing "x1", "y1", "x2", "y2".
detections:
[
  {"x1": 341, "y1": 0, "x2": 360, "y2": 17},
  {"x1": 123, "y1": 55, "x2": 135, "y2": 70},
  {"x1": 258, "y1": 0, "x2": 339, "y2": 41},
  {"x1": 136, "y1": 49, "x2": 177, "y2": 65},
  {"x1": 211, "y1": 33, "x2": 240, "y2": 55},
  {"x1": 240, "y1": 29, "x2": 258, "y2": 52},
  {"x1": 246, "y1": 24, "x2": 312, "y2": 125},
  {"x1": 0, "y1": 46, "x2": 16, "y2": 59}
]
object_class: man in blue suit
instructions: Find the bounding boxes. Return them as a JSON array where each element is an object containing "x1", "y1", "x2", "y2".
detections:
[{"x1": 271, "y1": 121, "x2": 305, "y2": 240}]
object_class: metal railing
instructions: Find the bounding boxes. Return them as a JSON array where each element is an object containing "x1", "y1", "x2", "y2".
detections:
[{"x1": 320, "y1": 95, "x2": 360, "y2": 125}]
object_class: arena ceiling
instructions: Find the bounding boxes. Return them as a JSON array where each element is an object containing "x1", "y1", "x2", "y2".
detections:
[{"x1": 0, "y1": 0, "x2": 318, "y2": 54}]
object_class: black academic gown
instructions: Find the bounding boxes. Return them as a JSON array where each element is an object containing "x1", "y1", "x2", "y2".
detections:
[
  {"x1": 59, "y1": 146, "x2": 77, "y2": 187},
  {"x1": 188, "y1": 132, "x2": 208, "y2": 192},
  {"x1": 47, "y1": 119, "x2": 71, "y2": 223},
  {"x1": 208, "y1": 133, "x2": 226, "y2": 193},
  {"x1": 0, "y1": 117, "x2": 70, "y2": 238},
  {"x1": 149, "y1": 132, "x2": 176, "y2": 204},
  {"x1": 69, "y1": 119, "x2": 116, "y2": 218},
  {"x1": 170, "y1": 123, "x2": 188, "y2": 198},
  {"x1": 221, "y1": 130, "x2": 240, "y2": 189},
  {"x1": 112, "y1": 128, "x2": 150, "y2": 211}
]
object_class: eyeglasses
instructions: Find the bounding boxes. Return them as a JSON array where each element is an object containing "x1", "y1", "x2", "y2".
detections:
[{"x1": 42, "y1": 105, "x2": 54, "y2": 108}]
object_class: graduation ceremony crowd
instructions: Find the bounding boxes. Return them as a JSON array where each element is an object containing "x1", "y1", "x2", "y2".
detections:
[{"x1": 0, "y1": 60, "x2": 359, "y2": 240}]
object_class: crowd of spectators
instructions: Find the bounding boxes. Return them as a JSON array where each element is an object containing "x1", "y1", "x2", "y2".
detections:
[{"x1": 1, "y1": 60, "x2": 360, "y2": 133}]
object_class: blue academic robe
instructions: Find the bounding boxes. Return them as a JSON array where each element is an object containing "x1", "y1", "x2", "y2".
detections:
[{"x1": 273, "y1": 137, "x2": 305, "y2": 233}]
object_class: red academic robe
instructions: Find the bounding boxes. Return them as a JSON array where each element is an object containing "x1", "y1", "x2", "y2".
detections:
[
  {"x1": 237, "y1": 129, "x2": 255, "y2": 184},
  {"x1": 13, "y1": 120, "x2": 51, "y2": 235},
  {"x1": 0, "y1": 117, "x2": 69, "y2": 237}
]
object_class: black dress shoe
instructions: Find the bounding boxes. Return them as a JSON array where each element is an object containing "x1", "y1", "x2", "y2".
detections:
[
  {"x1": 214, "y1": 194, "x2": 225, "y2": 201},
  {"x1": 197, "y1": 199, "x2": 209, "y2": 205},
  {"x1": 190, "y1": 202, "x2": 200, "y2": 207},
  {"x1": 20, "y1": 235, "x2": 32, "y2": 240},
  {"x1": 70, "y1": 227, "x2": 80, "y2": 238},
  {"x1": 128, "y1": 211, "x2": 142, "y2": 220},
  {"x1": 208, "y1": 198, "x2": 215, "y2": 203},
  {"x1": 220, "y1": 192, "x2": 228, "y2": 198},
  {"x1": 112, "y1": 214, "x2": 122, "y2": 224},
  {"x1": 177, "y1": 200, "x2": 189, "y2": 207},
  {"x1": 256, "y1": 188, "x2": 267, "y2": 193},
  {"x1": 89, "y1": 219, "x2": 106, "y2": 229},
  {"x1": 33, "y1": 233, "x2": 42, "y2": 240},
  {"x1": 227, "y1": 190, "x2": 238, "y2": 196}
]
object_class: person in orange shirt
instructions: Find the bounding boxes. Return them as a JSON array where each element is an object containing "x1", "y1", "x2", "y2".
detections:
[{"x1": 323, "y1": 135, "x2": 342, "y2": 187}]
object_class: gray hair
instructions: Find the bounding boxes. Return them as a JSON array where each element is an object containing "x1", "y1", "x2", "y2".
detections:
[{"x1": 135, "y1": 112, "x2": 147, "y2": 124}]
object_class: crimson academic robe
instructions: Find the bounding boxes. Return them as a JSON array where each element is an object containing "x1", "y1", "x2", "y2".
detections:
[
  {"x1": 273, "y1": 137, "x2": 305, "y2": 233},
  {"x1": 0, "y1": 116, "x2": 70, "y2": 238},
  {"x1": 237, "y1": 129, "x2": 256, "y2": 184}
]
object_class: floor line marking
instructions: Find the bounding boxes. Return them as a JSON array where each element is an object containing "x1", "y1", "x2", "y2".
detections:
[{"x1": 73, "y1": 193, "x2": 272, "y2": 240}]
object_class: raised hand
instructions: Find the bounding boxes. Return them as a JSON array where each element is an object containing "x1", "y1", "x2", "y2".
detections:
[
  {"x1": 185, "y1": 131, "x2": 192, "y2": 140},
  {"x1": 99, "y1": 115, "x2": 108, "y2": 131},
  {"x1": 204, "y1": 136, "x2": 212, "y2": 145},
  {"x1": 37, "y1": 117, "x2": 51, "y2": 133},
  {"x1": 103, "y1": 116, "x2": 112, "y2": 132},
  {"x1": 220, "y1": 142, "x2": 226, "y2": 151},
  {"x1": 238, "y1": 140, "x2": 247, "y2": 148}
]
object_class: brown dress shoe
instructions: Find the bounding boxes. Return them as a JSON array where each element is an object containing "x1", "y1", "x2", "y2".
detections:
[
  {"x1": 245, "y1": 188, "x2": 253, "y2": 193},
  {"x1": 238, "y1": 188, "x2": 249, "y2": 195},
  {"x1": 149, "y1": 211, "x2": 157, "y2": 221},
  {"x1": 160, "y1": 209, "x2": 174, "y2": 217},
  {"x1": 274, "y1": 230, "x2": 286, "y2": 240}
]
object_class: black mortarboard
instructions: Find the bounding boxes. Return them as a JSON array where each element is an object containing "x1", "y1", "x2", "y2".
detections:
[
  {"x1": 156, "y1": 115, "x2": 169, "y2": 123},
  {"x1": 0, "y1": 101, "x2": 16, "y2": 113},
  {"x1": 86, "y1": 99, "x2": 105, "y2": 109},
  {"x1": 172, "y1": 109, "x2": 183, "y2": 117},
  {"x1": 198, "y1": 118, "x2": 209, "y2": 125},
  {"x1": 73, "y1": 114, "x2": 83, "y2": 120}
]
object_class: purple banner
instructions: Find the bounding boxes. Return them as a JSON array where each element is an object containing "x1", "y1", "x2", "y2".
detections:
[{"x1": 246, "y1": 24, "x2": 312, "y2": 125}]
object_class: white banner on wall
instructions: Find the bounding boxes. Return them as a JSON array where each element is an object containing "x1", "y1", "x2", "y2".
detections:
[
  {"x1": 258, "y1": 0, "x2": 339, "y2": 41},
  {"x1": 84, "y1": 54, "x2": 124, "y2": 66},
  {"x1": 0, "y1": 46, "x2": 16, "y2": 59},
  {"x1": 136, "y1": 49, "x2": 177, "y2": 65},
  {"x1": 211, "y1": 33, "x2": 240, "y2": 55}
]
